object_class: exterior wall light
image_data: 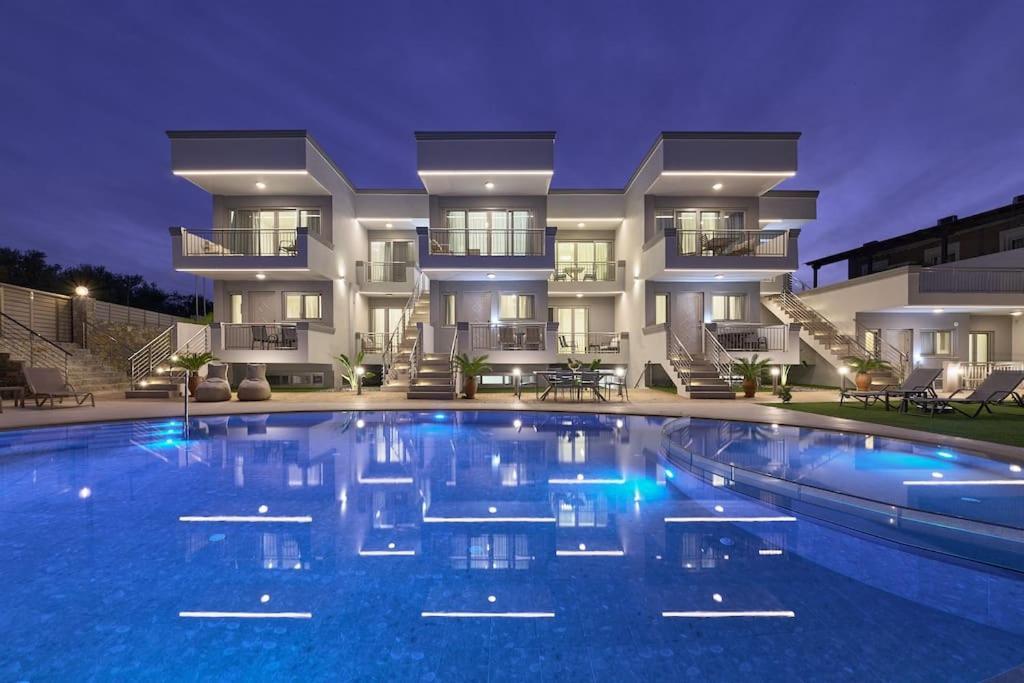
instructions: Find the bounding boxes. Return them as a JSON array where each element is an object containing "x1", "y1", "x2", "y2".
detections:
[{"x1": 74, "y1": 286, "x2": 90, "y2": 297}]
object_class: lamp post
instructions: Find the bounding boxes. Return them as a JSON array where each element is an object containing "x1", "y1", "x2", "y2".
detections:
[
  {"x1": 355, "y1": 366, "x2": 365, "y2": 395},
  {"x1": 838, "y1": 366, "x2": 850, "y2": 390},
  {"x1": 512, "y1": 367, "x2": 521, "y2": 398},
  {"x1": 770, "y1": 366, "x2": 780, "y2": 395}
]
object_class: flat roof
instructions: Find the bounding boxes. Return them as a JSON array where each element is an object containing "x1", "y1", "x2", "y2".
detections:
[{"x1": 413, "y1": 131, "x2": 556, "y2": 140}]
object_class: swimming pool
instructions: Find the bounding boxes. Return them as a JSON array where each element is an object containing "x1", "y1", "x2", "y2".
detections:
[{"x1": 1, "y1": 411, "x2": 1021, "y2": 680}]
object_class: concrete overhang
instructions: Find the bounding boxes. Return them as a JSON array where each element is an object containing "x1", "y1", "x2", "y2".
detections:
[{"x1": 415, "y1": 132, "x2": 555, "y2": 195}]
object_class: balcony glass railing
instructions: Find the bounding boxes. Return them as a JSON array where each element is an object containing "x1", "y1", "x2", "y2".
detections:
[
  {"x1": 556, "y1": 332, "x2": 622, "y2": 355},
  {"x1": 469, "y1": 323, "x2": 547, "y2": 350},
  {"x1": 181, "y1": 229, "x2": 302, "y2": 257},
  {"x1": 428, "y1": 228, "x2": 546, "y2": 256},
  {"x1": 678, "y1": 230, "x2": 788, "y2": 257},
  {"x1": 551, "y1": 261, "x2": 617, "y2": 282},
  {"x1": 365, "y1": 261, "x2": 408, "y2": 283}
]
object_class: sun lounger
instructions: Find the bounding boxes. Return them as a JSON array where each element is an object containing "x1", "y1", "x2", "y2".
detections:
[
  {"x1": 839, "y1": 367, "x2": 941, "y2": 410},
  {"x1": 23, "y1": 367, "x2": 95, "y2": 409},
  {"x1": 908, "y1": 370, "x2": 1024, "y2": 418}
]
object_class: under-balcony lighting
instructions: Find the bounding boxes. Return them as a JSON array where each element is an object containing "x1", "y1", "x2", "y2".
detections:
[
  {"x1": 660, "y1": 171, "x2": 796, "y2": 177},
  {"x1": 662, "y1": 611, "x2": 795, "y2": 618},
  {"x1": 487, "y1": 273, "x2": 496, "y2": 279},
  {"x1": 173, "y1": 170, "x2": 308, "y2": 176},
  {"x1": 1013, "y1": 311, "x2": 1023, "y2": 317},
  {"x1": 385, "y1": 223, "x2": 393, "y2": 228},
  {"x1": 484, "y1": 181, "x2": 495, "y2": 190},
  {"x1": 178, "y1": 515, "x2": 313, "y2": 523},
  {"x1": 932, "y1": 308, "x2": 944, "y2": 314},
  {"x1": 420, "y1": 611, "x2": 555, "y2": 618},
  {"x1": 417, "y1": 170, "x2": 553, "y2": 176},
  {"x1": 712, "y1": 183, "x2": 723, "y2": 191},
  {"x1": 576, "y1": 293, "x2": 583, "y2": 298},
  {"x1": 714, "y1": 274, "x2": 724, "y2": 280},
  {"x1": 255, "y1": 273, "x2": 267, "y2": 280},
  {"x1": 577, "y1": 222, "x2": 585, "y2": 228},
  {"x1": 179, "y1": 611, "x2": 312, "y2": 619},
  {"x1": 255, "y1": 181, "x2": 267, "y2": 190}
]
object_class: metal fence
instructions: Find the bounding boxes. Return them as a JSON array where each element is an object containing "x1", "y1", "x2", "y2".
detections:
[
  {"x1": 358, "y1": 332, "x2": 389, "y2": 354},
  {"x1": 469, "y1": 323, "x2": 547, "y2": 351},
  {"x1": 222, "y1": 323, "x2": 300, "y2": 350},
  {"x1": 181, "y1": 229, "x2": 301, "y2": 257},
  {"x1": 92, "y1": 300, "x2": 183, "y2": 328},
  {"x1": 714, "y1": 324, "x2": 788, "y2": 351},
  {"x1": 0, "y1": 282, "x2": 73, "y2": 342},
  {"x1": 678, "y1": 230, "x2": 788, "y2": 257},
  {"x1": 551, "y1": 261, "x2": 617, "y2": 282},
  {"x1": 918, "y1": 268, "x2": 1024, "y2": 293},
  {"x1": 428, "y1": 229, "x2": 546, "y2": 256}
]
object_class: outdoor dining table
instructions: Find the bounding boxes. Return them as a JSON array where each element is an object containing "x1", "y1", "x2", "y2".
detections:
[{"x1": 535, "y1": 370, "x2": 608, "y2": 402}]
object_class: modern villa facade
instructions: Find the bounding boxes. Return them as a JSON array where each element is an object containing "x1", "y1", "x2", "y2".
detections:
[
  {"x1": 792, "y1": 197, "x2": 1024, "y2": 390},
  {"x1": 166, "y1": 129, "x2": 818, "y2": 397}
]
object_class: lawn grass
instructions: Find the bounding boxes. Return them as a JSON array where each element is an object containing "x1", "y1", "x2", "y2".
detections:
[{"x1": 766, "y1": 401, "x2": 1024, "y2": 448}]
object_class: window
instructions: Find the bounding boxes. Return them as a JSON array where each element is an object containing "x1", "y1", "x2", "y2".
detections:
[
  {"x1": 284, "y1": 293, "x2": 322, "y2": 320},
  {"x1": 499, "y1": 294, "x2": 534, "y2": 320},
  {"x1": 922, "y1": 330, "x2": 952, "y2": 356},
  {"x1": 554, "y1": 241, "x2": 614, "y2": 280},
  {"x1": 654, "y1": 293, "x2": 669, "y2": 325},
  {"x1": 230, "y1": 208, "x2": 321, "y2": 237},
  {"x1": 442, "y1": 209, "x2": 535, "y2": 255},
  {"x1": 443, "y1": 294, "x2": 457, "y2": 326},
  {"x1": 229, "y1": 294, "x2": 243, "y2": 323},
  {"x1": 969, "y1": 332, "x2": 991, "y2": 363},
  {"x1": 711, "y1": 294, "x2": 745, "y2": 321}
]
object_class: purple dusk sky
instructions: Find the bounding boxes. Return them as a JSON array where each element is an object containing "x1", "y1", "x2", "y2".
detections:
[{"x1": 1, "y1": 1, "x2": 1022, "y2": 290}]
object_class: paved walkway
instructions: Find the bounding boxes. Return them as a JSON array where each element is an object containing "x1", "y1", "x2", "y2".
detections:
[{"x1": 2, "y1": 388, "x2": 1022, "y2": 461}]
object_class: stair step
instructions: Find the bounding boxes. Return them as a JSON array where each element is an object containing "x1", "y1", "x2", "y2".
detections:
[
  {"x1": 689, "y1": 390, "x2": 736, "y2": 400},
  {"x1": 125, "y1": 389, "x2": 175, "y2": 399}
]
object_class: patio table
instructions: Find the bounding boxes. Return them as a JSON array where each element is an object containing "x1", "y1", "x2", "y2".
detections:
[{"x1": 536, "y1": 370, "x2": 607, "y2": 402}]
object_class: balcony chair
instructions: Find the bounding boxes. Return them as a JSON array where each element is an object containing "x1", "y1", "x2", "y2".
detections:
[
  {"x1": 558, "y1": 335, "x2": 573, "y2": 354},
  {"x1": 839, "y1": 366, "x2": 941, "y2": 410},
  {"x1": 23, "y1": 367, "x2": 94, "y2": 409},
  {"x1": 361, "y1": 335, "x2": 380, "y2": 354},
  {"x1": 524, "y1": 326, "x2": 543, "y2": 350},
  {"x1": 908, "y1": 369, "x2": 1024, "y2": 418},
  {"x1": 499, "y1": 326, "x2": 517, "y2": 350},
  {"x1": 279, "y1": 326, "x2": 298, "y2": 350},
  {"x1": 250, "y1": 325, "x2": 277, "y2": 350}
]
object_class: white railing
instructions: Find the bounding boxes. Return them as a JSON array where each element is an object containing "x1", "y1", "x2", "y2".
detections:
[
  {"x1": 960, "y1": 361, "x2": 1024, "y2": 389},
  {"x1": 469, "y1": 323, "x2": 546, "y2": 351},
  {"x1": 556, "y1": 332, "x2": 622, "y2": 355},
  {"x1": 918, "y1": 268, "x2": 1024, "y2": 293},
  {"x1": 382, "y1": 272, "x2": 428, "y2": 382},
  {"x1": 667, "y1": 330, "x2": 694, "y2": 379},
  {"x1": 714, "y1": 324, "x2": 788, "y2": 352}
]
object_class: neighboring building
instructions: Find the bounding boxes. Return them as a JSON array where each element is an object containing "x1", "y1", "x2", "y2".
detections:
[
  {"x1": 788, "y1": 196, "x2": 1024, "y2": 390},
  {"x1": 165, "y1": 129, "x2": 818, "y2": 397}
]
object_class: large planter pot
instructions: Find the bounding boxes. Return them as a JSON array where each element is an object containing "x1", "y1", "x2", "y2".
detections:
[
  {"x1": 741, "y1": 378, "x2": 757, "y2": 398},
  {"x1": 855, "y1": 372, "x2": 872, "y2": 391},
  {"x1": 463, "y1": 376, "x2": 478, "y2": 399},
  {"x1": 188, "y1": 374, "x2": 201, "y2": 397}
]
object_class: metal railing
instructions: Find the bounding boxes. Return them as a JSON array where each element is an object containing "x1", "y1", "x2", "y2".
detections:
[
  {"x1": 0, "y1": 311, "x2": 70, "y2": 379},
  {"x1": 551, "y1": 261, "x2": 617, "y2": 282},
  {"x1": 702, "y1": 324, "x2": 738, "y2": 386},
  {"x1": 678, "y1": 229, "x2": 788, "y2": 257},
  {"x1": 469, "y1": 323, "x2": 547, "y2": 351},
  {"x1": 358, "y1": 332, "x2": 389, "y2": 355},
  {"x1": 855, "y1": 321, "x2": 909, "y2": 380},
  {"x1": 556, "y1": 332, "x2": 622, "y2": 355},
  {"x1": 918, "y1": 268, "x2": 1024, "y2": 293},
  {"x1": 667, "y1": 330, "x2": 694, "y2": 380},
  {"x1": 409, "y1": 324, "x2": 424, "y2": 380},
  {"x1": 427, "y1": 228, "x2": 546, "y2": 256},
  {"x1": 769, "y1": 290, "x2": 873, "y2": 362},
  {"x1": 365, "y1": 261, "x2": 409, "y2": 283},
  {"x1": 382, "y1": 272, "x2": 428, "y2": 383},
  {"x1": 128, "y1": 324, "x2": 209, "y2": 388},
  {"x1": 222, "y1": 323, "x2": 299, "y2": 350},
  {"x1": 181, "y1": 229, "x2": 301, "y2": 257},
  {"x1": 960, "y1": 361, "x2": 1024, "y2": 389},
  {"x1": 714, "y1": 324, "x2": 788, "y2": 352}
]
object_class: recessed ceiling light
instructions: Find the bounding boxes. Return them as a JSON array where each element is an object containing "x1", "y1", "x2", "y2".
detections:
[
  {"x1": 577, "y1": 222, "x2": 585, "y2": 228},
  {"x1": 256, "y1": 273, "x2": 267, "y2": 280},
  {"x1": 1013, "y1": 311, "x2": 1023, "y2": 317},
  {"x1": 576, "y1": 293, "x2": 583, "y2": 298},
  {"x1": 487, "y1": 273, "x2": 496, "y2": 279},
  {"x1": 714, "y1": 274, "x2": 724, "y2": 280},
  {"x1": 484, "y1": 181, "x2": 495, "y2": 190},
  {"x1": 385, "y1": 222, "x2": 393, "y2": 228},
  {"x1": 255, "y1": 181, "x2": 267, "y2": 190},
  {"x1": 712, "y1": 183, "x2": 723, "y2": 191},
  {"x1": 932, "y1": 308, "x2": 944, "y2": 314}
]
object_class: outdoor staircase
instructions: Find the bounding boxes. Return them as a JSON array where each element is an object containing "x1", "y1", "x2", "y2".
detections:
[
  {"x1": 381, "y1": 296, "x2": 432, "y2": 394},
  {"x1": 407, "y1": 353, "x2": 457, "y2": 400},
  {"x1": 764, "y1": 290, "x2": 901, "y2": 387},
  {"x1": 125, "y1": 325, "x2": 210, "y2": 399},
  {"x1": 663, "y1": 329, "x2": 735, "y2": 400}
]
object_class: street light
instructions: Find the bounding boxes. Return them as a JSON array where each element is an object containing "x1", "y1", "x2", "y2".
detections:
[
  {"x1": 355, "y1": 366, "x2": 365, "y2": 396},
  {"x1": 770, "y1": 366, "x2": 780, "y2": 394}
]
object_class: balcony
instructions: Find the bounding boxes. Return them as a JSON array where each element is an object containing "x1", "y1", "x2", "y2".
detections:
[
  {"x1": 211, "y1": 322, "x2": 336, "y2": 364},
  {"x1": 355, "y1": 261, "x2": 417, "y2": 295},
  {"x1": 555, "y1": 332, "x2": 629, "y2": 363},
  {"x1": 640, "y1": 227, "x2": 798, "y2": 281},
  {"x1": 417, "y1": 226, "x2": 556, "y2": 279},
  {"x1": 170, "y1": 227, "x2": 336, "y2": 280},
  {"x1": 706, "y1": 322, "x2": 801, "y2": 364},
  {"x1": 456, "y1": 322, "x2": 560, "y2": 364},
  {"x1": 548, "y1": 260, "x2": 626, "y2": 293},
  {"x1": 355, "y1": 331, "x2": 389, "y2": 363}
]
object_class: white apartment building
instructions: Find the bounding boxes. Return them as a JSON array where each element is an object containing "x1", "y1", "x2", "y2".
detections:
[{"x1": 166, "y1": 130, "x2": 818, "y2": 398}]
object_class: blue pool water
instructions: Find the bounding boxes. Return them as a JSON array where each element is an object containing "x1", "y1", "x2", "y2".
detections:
[{"x1": 1, "y1": 411, "x2": 1022, "y2": 681}]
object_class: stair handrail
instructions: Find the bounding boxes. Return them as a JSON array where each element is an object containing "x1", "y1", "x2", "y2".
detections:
[
  {"x1": 409, "y1": 324, "x2": 424, "y2": 380},
  {"x1": 128, "y1": 325, "x2": 174, "y2": 388},
  {"x1": 383, "y1": 271, "x2": 427, "y2": 381},
  {"x1": 666, "y1": 329, "x2": 694, "y2": 379},
  {"x1": 771, "y1": 290, "x2": 873, "y2": 361},
  {"x1": 0, "y1": 311, "x2": 71, "y2": 380},
  {"x1": 448, "y1": 326, "x2": 459, "y2": 393},
  {"x1": 853, "y1": 319, "x2": 909, "y2": 380},
  {"x1": 702, "y1": 324, "x2": 738, "y2": 386}
]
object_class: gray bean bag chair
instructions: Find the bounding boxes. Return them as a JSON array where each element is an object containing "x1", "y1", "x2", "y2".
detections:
[
  {"x1": 195, "y1": 363, "x2": 232, "y2": 402},
  {"x1": 237, "y1": 363, "x2": 272, "y2": 401}
]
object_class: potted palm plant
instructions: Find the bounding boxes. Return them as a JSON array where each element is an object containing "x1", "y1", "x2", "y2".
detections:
[
  {"x1": 337, "y1": 351, "x2": 375, "y2": 395},
  {"x1": 172, "y1": 351, "x2": 217, "y2": 397},
  {"x1": 732, "y1": 354, "x2": 772, "y2": 398},
  {"x1": 843, "y1": 356, "x2": 892, "y2": 391},
  {"x1": 454, "y1": 353, "x2": 490, "y2": 399}
]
